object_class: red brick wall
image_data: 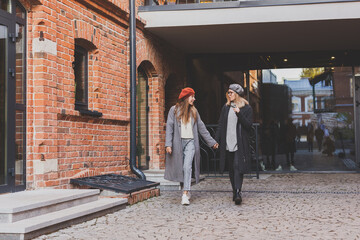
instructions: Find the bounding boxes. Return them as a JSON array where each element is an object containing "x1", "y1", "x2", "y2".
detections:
[{"x1": 22, "y1": 0, "x2": 186, "y2": 189}]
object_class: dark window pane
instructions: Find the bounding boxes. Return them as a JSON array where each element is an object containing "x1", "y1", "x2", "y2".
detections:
[
  {"x1": 0, "y1": 25, "x2": 7, "y2": 185},
  {"x1": 16, "y1": 23, "x2": 25, "y2": 104},
  {"x1": 15, "y1": 111, "x2": 25, "y2": 186},
  {"x1": 0, "y1": 0, "x2": 12, "y2": 13},
  {"x1": 136, "y1": 70, "x2": 149, "y2": 170},
  {"x1": 74, "y1": 46, "x2": 87, "y2": 108}
]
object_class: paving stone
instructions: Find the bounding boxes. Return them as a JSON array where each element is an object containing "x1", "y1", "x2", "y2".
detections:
[{"x1": 34, "y1": 174, "x2": 360, "y2": 240}]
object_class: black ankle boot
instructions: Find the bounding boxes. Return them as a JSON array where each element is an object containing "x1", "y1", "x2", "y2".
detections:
[{"x1": 234, "y1": 189, "x2": 242, "y2": 205}]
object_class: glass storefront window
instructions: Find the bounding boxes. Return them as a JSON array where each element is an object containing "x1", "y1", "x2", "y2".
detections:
[
  {"x1": 353, "y1": 67, "x2": 360, "y2": 167},
  {"x1": 191, "y1": 54, "x2": 359, "y2": 175},
  {"x1": 259, "y1": 67, "x2": 357, "y2": 172}
]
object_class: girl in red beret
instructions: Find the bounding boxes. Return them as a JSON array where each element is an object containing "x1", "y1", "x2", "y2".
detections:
[{"x1": 165, "y1": 87, "x2": 218, "y2": 205}]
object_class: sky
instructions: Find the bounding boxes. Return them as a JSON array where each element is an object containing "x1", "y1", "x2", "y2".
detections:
[{"x1": 271, "y1": 68, "x2": 302, "y2": 84}]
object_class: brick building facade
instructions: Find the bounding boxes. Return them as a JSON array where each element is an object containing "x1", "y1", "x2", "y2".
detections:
[
  {"x1": 3, "y1": 0, "x2": 360, "y2": 193},
  {"x1": 1, "y1": 0, "x2": 187, "y2": 193}
]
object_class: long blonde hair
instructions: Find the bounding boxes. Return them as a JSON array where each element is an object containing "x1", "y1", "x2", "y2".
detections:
[
  {"x1": 226, "y1": 92, "x2": 248, "y2": 108},
  {"x1": 175, "y1": 97, "x2": 197, "y2": 124}
]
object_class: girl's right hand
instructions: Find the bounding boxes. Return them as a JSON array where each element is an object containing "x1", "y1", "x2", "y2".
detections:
[{"x1": 166, "y1": 147, "x2": 172, "y2": 154}]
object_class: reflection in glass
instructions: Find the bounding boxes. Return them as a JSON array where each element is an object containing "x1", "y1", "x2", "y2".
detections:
[
  {"x1": 0, "y1": 25, "x2": 7, "y2": 185},
  {"x1": 259, "y1": 67, "x2": 357, "y2": 172},
  {"x1": 292, "y1": 97, "x2": 301, "y2": 112},
  {"x1": 16, "y1": 23, "x2": 25, "y2": 104},
  {"x1": 353, "y1": 67, "x2": 360, "y2": 166},
  {"x1": 16, "y1": 4, "x2": 25, "y2": 19},
  {"x1": 0, "y1": 0, "x2": 12, "y2": 13},
  {"x1": 306, "y1": 97, "x2": 313, "y2": 112},
  {"x1": 15, "y1": 111, "x2": 24, "y2": 185}
]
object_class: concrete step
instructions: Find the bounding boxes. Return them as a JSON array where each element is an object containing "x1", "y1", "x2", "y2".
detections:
[
  {"x1": 144, "y1": 170, "x2": 207, "y2": 191},
  {"x1": 144, "y1": 170, "x2": 181, "y2": 191},
  {"x1": 143, "y1": 170, "x2": 166, "y2": 177},
  {"x1": 0, "y1": 197, "x2": 127, "y2": 240},
  {"x1": 0, "y1": 189, "x2": 100, "y2": 223}
]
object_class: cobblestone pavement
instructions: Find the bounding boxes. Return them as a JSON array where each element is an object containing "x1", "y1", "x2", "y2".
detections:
[{"x1": 35, "y1": 174, "x2": 360, "y2": 240}]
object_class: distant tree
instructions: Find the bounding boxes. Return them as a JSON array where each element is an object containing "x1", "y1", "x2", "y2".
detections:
[{"x1": 300, "y1": 68, "x2": 325, "y2": 79}]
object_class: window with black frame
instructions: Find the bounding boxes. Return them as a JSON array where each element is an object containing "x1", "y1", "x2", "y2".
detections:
[
  {"x1": 0, "y1": 1, "x2": 27, "y2": 192},
  {"x1": 73, "y1": 45, "x2": 88, "y2": 110}
]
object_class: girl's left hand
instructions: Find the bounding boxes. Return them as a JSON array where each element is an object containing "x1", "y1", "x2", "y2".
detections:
[{"x1": 213, "y1": 143, "x2": 219, "y2": 149}]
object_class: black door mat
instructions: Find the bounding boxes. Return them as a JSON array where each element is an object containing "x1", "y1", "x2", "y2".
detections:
[{"x1": 70, "y1": 174, "x2": 160, "y2": 194}]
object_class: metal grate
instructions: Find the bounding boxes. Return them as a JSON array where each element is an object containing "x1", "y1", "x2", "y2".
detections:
[
  {"x1": 342, "y1": 158, "x2": 359, "y2": 170},
  {"x1": 70, "y1": 174, "x2": 160, "y2": 194}
]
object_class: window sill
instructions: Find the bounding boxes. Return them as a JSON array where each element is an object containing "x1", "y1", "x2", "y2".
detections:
[
  {"x1": 78, "y1": 109, "x2": 103, "y2": 118},
  {"x1": 58, "y1": 113, "x2": 129, "y2": 125}
]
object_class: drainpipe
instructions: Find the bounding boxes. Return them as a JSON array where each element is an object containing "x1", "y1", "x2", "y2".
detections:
[{"x1": 129, "y1": 0, "x2": 146, "y2": 180}]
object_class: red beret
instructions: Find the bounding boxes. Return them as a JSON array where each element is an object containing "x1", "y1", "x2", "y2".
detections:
[{"x1": 178, "y1": 87, "x2": 195, "y2": 100}]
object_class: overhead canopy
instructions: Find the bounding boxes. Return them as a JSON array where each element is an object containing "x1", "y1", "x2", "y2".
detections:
[{"x1": 139, "y1": 1, "x2": 360, "y2": 55}]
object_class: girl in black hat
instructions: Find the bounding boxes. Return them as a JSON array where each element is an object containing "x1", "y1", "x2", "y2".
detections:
[{"x1": 215, "y1": 84, "x2": 253, "y2": 205}]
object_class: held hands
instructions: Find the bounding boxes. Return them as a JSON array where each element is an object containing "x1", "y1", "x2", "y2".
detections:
[
  {"x1": 166, "y1": 147, "x2": 172, "y2": 155},
  {"x1": 213, "y1": 143, "x2": 219, "y2": 149}
]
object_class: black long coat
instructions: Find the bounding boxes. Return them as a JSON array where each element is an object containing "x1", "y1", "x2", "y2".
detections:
[{"x1": 215, "y1": 104, "x2": 253, "y2": 174}]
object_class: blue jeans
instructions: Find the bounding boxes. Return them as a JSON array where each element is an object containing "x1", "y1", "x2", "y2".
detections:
[{"x1": 182, "y1": 138, "x2": 195, "y2": 191}]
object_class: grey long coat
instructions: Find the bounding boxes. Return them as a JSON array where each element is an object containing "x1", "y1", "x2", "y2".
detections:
[{"x1": 164, "y1": 106, "x2": 217, "y2": 183}]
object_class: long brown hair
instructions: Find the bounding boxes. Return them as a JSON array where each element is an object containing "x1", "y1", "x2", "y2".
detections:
[
  {"x1": 175, "y1": 97, "x2": 197, "y2": 124},
  {"x1": 226, "y1": 92, "x2": 248, "y2": 108}
]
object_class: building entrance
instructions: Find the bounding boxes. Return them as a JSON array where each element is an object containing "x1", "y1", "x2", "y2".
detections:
[
  {"x1": 190, "y1": 51, "x2": 360, "y2": 173},
  {"x1": 260, "y1": 67, "x2": 356, "y2": 172}
]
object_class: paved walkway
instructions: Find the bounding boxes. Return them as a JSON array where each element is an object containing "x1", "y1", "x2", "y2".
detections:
[{"x1": 35, "y1": 174, "x2": 360, "y2": 240}]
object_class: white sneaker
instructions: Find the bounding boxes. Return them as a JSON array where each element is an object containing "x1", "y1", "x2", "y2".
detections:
[
  {"x1": 290, "y1": 165, "x2": 298, "y2": 171},
  {"x1": 187, "y1": 192, "x2": 191, "y2": 200},
  {"x1": 260, "y1": 161, "x2": 266, "y2": 171},
  {"x1": 181, "y1": 194, "x2": 190, "y2": 205},
  {"x1": 275, "y1": 165, "x2": 282, "y2": 171}
]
